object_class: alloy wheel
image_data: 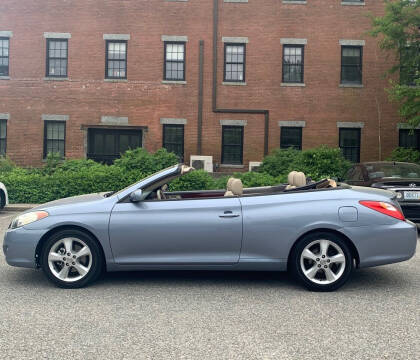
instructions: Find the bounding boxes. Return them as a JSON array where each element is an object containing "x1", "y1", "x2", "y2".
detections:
[
  {"x1": 48, "y1": 237, "x2": 92, "y2": 283},
  {"x1": 300, "y1": 239, "x2": 346, "y2": 285}
]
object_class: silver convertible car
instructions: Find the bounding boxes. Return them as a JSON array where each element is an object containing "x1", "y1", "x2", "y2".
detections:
[{"x1": 3, "y1": 165, "x2": 417, "y2": 291}]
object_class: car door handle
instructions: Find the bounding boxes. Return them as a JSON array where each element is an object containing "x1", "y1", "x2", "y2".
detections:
[{"x1": 219, "y1": 211, "x2": 240, "y2": 218}]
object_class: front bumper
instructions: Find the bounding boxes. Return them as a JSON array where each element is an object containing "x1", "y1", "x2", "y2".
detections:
[
  {"x1": 3, "y1": 226, "x2": 46, "y2": 268},
  {"x1": 399, "y1": 201, "x2": 420, "y2": 223}
]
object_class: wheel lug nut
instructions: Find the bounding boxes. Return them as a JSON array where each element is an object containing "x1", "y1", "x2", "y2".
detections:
[
  {"x1": 322, "y1": 255, "x2": 325, "y2": 258},
  {"x1": 318, "y1": 264, "x2": 321, "y2": 268},
  {"x1": 73, "y1": 255, "x2": 76, "y2": 259},
  {"x1": 72, "y1": 262, "x2": 75, "y2": 265},
  {"x1": 324, "y1": 265, "x2": 328, "y2": 268},
  {"x1": 327, "y1": 259, "x2": 330, "y2": 263},
  {"x1": 67, "y1": 253, "x2": 71, "y2": 256},
  {"x1": 63, "y1": 257, "x2": 66, "y2": 261},
  {"x1": 316, "y1": 258, "x2": 320, "y2": 262},
  {"x1": 66, "y1": 263, "x2": 69, "y2": 266}
]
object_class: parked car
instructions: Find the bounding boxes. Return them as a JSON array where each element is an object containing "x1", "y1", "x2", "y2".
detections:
[
  {"x1": 3, "y1": 165, "x2": 417, "y2": 291},
  {"x1": 342, "y1": 161, "x2": 420, "y2": 223},
  {"x1": 0, "y1": 182, "x2": 8, "y2": 210}
]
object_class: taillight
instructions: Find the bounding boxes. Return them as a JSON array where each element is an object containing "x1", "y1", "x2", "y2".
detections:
[{"x1": 359, "y1": 201, "x2": 405, "y2": 221}]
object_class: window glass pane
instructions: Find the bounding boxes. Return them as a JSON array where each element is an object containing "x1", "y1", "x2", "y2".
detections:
[
  {"x1": 341, "y1": 46, "x2": 362, "y2": 84},
  {"x1": 224, "y1": 44, "x2": 245, "y2": 82},
  {"x1": 400, "y1": 130, "x2": 419, "y2": 150},
  {"x1": 222, "y1": 126, "x2": 243, "y2": 164},
  {"x1": 281, "y1": 127, "x2": 302, "y2": 150},
  {"x1": 163, "y1": 125, "x2": 184, "y2": 160},
  {"x1": 283, "y1": 45, "x2": 304, "y2": 83},
  {"x1": 45, "y1": 121, "x2": 65, "y2": 157},
  {"x1": 164, "y1": 42, "x2": 185, "y2": 80},
  {"x1": 106, "y1": 41, "x2": 127, "y2": 79},
  {"x1": 339, "y1": 128, "x2": 360, "y2": 163}
]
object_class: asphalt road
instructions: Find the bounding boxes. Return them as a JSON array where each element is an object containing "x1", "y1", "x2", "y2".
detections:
[{"x1": 0, "y1": 211, "x2": 419, "y2": 360}]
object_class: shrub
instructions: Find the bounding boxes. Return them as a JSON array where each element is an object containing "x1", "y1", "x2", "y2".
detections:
[
  {"x1": 259, "y1": 148, "x2": 301, "y2": 177},
  {"x1": 0, "y1": 156, "x2": 16, "y2": 174},
  {"x1": 386, "y1": 147, "x2": 420, "y2": 163},
  {"x1": 259, "y1": 146, "x2": 351, "y2": 180},
  {"x1": 235, "y1": 171, "x2": 283, "y2": 187},
  {"x1": 169, "y1": 170, "x2": 216, "y2": 191},
  {"x1": 114, "y1": 148, "x2": 178, "y2": 173}
]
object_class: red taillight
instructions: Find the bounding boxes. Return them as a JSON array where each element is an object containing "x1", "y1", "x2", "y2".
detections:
[{"x1": 359, "y1": 201, "x2": 405, "y2": 221}]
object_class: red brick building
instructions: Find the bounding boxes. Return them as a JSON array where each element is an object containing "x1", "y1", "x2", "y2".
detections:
[{"x1": 0, "y1": 0, "x2": 405, "y2": 169}]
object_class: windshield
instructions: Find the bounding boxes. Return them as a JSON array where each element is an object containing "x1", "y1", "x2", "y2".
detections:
[
  {"x1": 366, "y1": 163, "x2": 420, "y2": 179},
  {"x1": 109, "y1": 165, "x2": 180, "y2": 197}
]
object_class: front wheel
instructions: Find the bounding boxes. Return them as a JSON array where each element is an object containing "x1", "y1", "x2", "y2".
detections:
[
  {"x1": 290, "y1": 232, "x2": 353, "y2": 292},
  {"x1": 41, "y1": 230, "x2": 103, "y2": 288}
]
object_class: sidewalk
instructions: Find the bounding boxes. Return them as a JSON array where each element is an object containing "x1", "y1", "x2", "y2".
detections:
[{"x1": 3, "y1": 204, "x2": 38, "y2": 212}]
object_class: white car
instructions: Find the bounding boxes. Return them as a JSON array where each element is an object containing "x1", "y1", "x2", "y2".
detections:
[{"x1": 0, "y1": 182, "x2": 8, "y2": 209}]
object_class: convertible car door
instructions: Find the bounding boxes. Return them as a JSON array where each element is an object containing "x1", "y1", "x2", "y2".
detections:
[{"x1": 109, "y1": 197, "x2": 242, "y2": 264}]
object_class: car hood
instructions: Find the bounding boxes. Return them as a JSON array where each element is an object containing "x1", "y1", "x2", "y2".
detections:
[{"x1": 30, "y1": 192, "x2": 108, "y2": 212}]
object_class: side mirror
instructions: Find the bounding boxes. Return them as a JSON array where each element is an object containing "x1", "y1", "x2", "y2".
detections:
[{"x1": 129, "y1": 189, "x2": 143, "y2": 202}]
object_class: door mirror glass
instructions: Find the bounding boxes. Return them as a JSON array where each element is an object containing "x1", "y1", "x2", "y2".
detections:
[{"x1": 129, "y1": 189, "x2": 143, "y2": 202}]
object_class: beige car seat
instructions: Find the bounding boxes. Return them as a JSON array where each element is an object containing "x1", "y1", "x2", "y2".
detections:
[
  {"x1": 224, "y1": 178, "x2": 243, "y2": 197},
  {"x1": 285, "y1": 171, "x2": 306, "y2": 190}
]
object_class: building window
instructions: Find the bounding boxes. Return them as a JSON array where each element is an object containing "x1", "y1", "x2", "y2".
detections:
[
  {"x1": 224, "y1": 44, "x2": 246, "y2": 82},
  {"x1": 341, "y1": 46, "x2": 362, "y2": 84},
  {"x1": 339, "y1": 128, "x2": 361, "y2": 163},
  {"x1": 282, "y1": 45, "x2": 304, "y2": 83},
  {"x1": 105, "y1": 41, "x2": 127, "y2": 79},
  {"x1": 400, "y1": 47, "x2": 419, "y2": 86},
  {"x1": 163, "y1": 124, "x2": 184, "y2": 161},
  {"x1": 342, "y1": 0, "x2": 365, "y2": 3},
  {"x1": 0, "y1": 120, "x2": 6, "y2": 155},
  {"x1": 164, "y1": 42, "x2": 185, "y2": 81},
  {"x1": 0, "y1": 37, "x2": 10, "y2": 77},
  {"x1": 87, "y1": 128, "x2": 142, "y2": 164},
  {"x1": 222, "y1": 126, "x2": 243, "y2": 165},
  {"x1": 399, "y1": 129, "x2": 420, "y2": 150},
  {"x1": 44, "y1": 121, "x2": 66, "y2": 158},
  {"x1": 46, "y1": 39, "x2": 68, "y2": 77},
  {"x1": 280, "y1": 127, "x2": 302, "y2": 150}
]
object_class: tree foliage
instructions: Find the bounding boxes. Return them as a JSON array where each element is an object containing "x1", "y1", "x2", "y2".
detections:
[{"x1": 370, "y1": 0, "x2": 420, "y2": 127}]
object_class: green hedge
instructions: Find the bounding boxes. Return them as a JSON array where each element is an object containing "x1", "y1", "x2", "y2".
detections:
[
  {"x1": 260, "y1": 145, "x2": 351, "y2": 180},
  {"x1": 0, "y1": 146, "x2": 353, "y2": 204},
  {"x1": 386, "y1": 147, "x2": 420, "y2": 163}
]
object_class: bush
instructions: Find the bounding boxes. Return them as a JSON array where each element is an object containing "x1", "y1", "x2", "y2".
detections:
[
  {"x1": 259, "y1": 148, "x2": 301, "y2": 177},
  {"x1": 235, "y1": 172, "x2": 283, "y2": 187},
  {"x1": 386, "y1": 147, "x2": 420, "y2": 163},
  {"x1": 259, "y1": 146, "x2": 351, "y2": 180},
  {"x1": 0, "y1": 156, "x2": 16, "y2": 174},
  {"x1": 169, "y1": 170, "x2": 216, "y2": 192},
  {"x1": 114, "y1": 148, "x2": 178, "y2": 173}
]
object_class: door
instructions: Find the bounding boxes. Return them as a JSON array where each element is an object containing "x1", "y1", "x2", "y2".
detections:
[{"x1": 109, "y1": 197, "x2": 243, "y2": 264}]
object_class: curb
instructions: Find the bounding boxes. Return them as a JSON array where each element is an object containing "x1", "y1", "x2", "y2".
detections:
[{"x1": 3, "y1": 204, "x2": 38, "y2": 212}]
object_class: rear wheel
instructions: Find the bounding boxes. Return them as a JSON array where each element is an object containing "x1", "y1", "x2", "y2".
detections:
[
  {"x1": 290, "y1": 232, "x2": 353, "y2": 292},
  {"x1": 41, "y1": 230, "x2": 103, "y2": 288}
]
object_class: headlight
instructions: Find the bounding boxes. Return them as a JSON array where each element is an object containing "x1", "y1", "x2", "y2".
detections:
[{"x1": 10, "y1": 211, "x2": 49, "y2": 229}]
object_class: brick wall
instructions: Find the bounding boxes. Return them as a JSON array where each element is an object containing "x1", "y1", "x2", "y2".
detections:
[{"x1": 0, "y1": 0, "x2": 400, "y2": 167}]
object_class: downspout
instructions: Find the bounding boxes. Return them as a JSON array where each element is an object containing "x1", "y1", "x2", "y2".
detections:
[
  {"x1": 212, "y1": 0, "x2": 269, "y2": 156},
  {"x1": 197, "y1": 40, "x2": 204, "y2": 155}
]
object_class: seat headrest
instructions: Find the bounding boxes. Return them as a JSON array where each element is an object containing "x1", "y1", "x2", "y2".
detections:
[
  {"x1": 227, "y1": 178, "x2": 243, "y2": 196},
  {"x1": 287, "y1": 171, "x2": 297, "y2": 185},
  {"x1": 293, "y1": 172, "x2": 306, "y2": 187}
]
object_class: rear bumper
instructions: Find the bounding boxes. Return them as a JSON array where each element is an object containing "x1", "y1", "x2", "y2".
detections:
[
  {"x1": 399, "y1": 202, "x2": 420, "y2": 223},
  {"x1": 341, "y1": 220, "x2": 417, "y2": 268},
  {"x1": 3, "y1": 227, "x2": 45, "y2": 268}
]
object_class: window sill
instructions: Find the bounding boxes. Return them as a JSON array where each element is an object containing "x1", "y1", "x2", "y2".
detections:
[
  {"x1": 220, "y1": 164, "x2": 244, "y2": 169},
  {"x1": 339, "y1": 83, "x2": 364, "y2": 88},
  {"x1": 222, "y1": 81, "x2": 247, "y2": 86},
  {"x1": 341, "y1": 1, "x2": 365, "y2": 6},
  {"x1": 0, "y1": 76, "x2": 10, "y2": 80},
  {"x1": 104, "y1": 79, "x2": 128, "y2": 83},
  {"x1": 282, "y1": 1, "x2": 307, "y2": 4},
  {"x1": 44, "y1": 77, "x2": 69, "y2": 81},
  {"x1": 162, "y1": 80, "x2": 187, "y2": 85},
  {"x1": 281, "y1": 82, "x2": 305, "y2": 87}
]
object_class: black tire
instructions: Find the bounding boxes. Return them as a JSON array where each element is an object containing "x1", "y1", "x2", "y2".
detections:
[
  {"x1": 0, "y1": 191, "x2": 5, "y2": 210},
  {"x1": 40, "y1": 229, "x2": 103, "y2": 289},
  {"x1": 290, "y1": 232, "x2": 353, "y2": 292}
]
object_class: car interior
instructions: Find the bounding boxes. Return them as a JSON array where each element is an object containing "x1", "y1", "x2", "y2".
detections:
[{"x1": 142, "y1": 165, "x2": 339, "y2": 201}]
